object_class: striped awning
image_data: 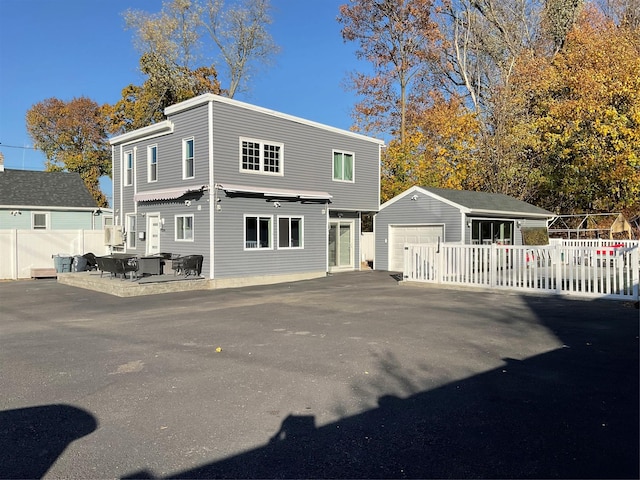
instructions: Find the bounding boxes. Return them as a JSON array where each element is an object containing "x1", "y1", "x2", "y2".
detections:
[
  {"x1": 134, "y1": 185, "x2": 208, "y2": 202},
  {"x1": 216, "y1": 183, "x2": 332, "y2": 200}
]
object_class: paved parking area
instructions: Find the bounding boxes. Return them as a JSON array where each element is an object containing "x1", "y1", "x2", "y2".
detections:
[{"x1": 1, "y1": 272, "x2": 638, "y2": 479}]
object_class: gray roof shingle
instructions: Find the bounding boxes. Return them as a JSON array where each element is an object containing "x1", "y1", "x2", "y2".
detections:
[
  {"x1": 0, "y1": 169, "x2": 98, "y2": 208},
  {"x1": 422, "y1": 186, "x2": 553, "y2": 216}
]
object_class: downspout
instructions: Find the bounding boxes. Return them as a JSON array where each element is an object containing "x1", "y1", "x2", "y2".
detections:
[{"x1": 208, "y1": 100, "x2": 215, "y2": 280}]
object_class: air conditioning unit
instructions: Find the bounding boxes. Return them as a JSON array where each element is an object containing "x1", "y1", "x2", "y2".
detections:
[{"x1": 104, "y1": 226, "x2": 124, "y2": 246}]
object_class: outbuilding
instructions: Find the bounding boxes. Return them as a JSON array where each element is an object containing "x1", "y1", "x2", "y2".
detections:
[{"x1": 374, "y1": 186, "x2": 555, "y2": 271}]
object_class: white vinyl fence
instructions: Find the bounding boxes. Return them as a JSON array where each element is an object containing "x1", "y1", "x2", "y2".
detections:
[
  {"x1": 0, "y1": 229, "x2": 109, "y2": 280},
  {"x1": 404, "y1": 241, "x2": 639, "y2": 301}
]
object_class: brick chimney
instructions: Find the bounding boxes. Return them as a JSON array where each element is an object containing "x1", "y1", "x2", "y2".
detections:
[{"x1": 0, "y1": 152, "x2": 4, "y2": 172}]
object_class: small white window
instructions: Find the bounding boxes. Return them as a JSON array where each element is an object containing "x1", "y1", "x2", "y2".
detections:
[
  {"x1": 126, "y1": 214, "x2": 137, "y2": 249},
  {"x1": 240, "y1": 137, "x2": 283, "y2": 175},
  {"x1": 125, "y1": 150, "x2": 134, "y2": 186},
  {"x1": 148, "y1": 145, "x2": 158, "y2": 182},
  {"x1": 244, "y1": 215, "x2": 273, "y2": 249},
  {"x1": 176, "y1": 214, "x2": 194, "y2": 241},
  {"x1": 32, "y1": 212, "x2": 49, "y2": 230},
  {"x1": 278, "y1": 216, "x2": 303, "y2": 249},
  {"x1": 333, "y1": 150, "x2": 354, "y2": 182},
  {"x1": 183, "y1": 138, "x2": 194, "y2": 179}
]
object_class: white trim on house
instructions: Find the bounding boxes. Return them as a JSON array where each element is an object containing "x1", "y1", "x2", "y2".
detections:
[
  {"x1": 164, "y1": 94, "x2": 386, "y2": 146},
  {"x1": 109, "y1": 120, "x2": 174, "y2": 145}
]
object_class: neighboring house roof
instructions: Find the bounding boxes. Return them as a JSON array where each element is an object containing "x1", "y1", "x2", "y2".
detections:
[
  {"x1": 0, "y1": 169, "x2": 98, "y2": 208},
  {"x1": 381, "y1": 186, "x2": 554, "y2": 218}
]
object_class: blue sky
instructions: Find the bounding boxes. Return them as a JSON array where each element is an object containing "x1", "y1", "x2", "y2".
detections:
[{"x1": 0, "y1": 0, "x2": 367, "y2": 203}]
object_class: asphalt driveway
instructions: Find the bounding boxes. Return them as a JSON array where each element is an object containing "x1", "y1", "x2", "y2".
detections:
[{"x1": 1, "y1": 272, "x2": 638, "y2": 479}]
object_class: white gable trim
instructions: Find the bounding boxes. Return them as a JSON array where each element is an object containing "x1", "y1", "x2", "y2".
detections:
[
  {"x1": 380, "y1": 186, "x2": 467, "y2": 212},
  {"x1": 109, "y1": 120, "x2": 174, "y2": 145},
  {"x1": 164, "y1": 94, "x2": 386, "y2": 146}
]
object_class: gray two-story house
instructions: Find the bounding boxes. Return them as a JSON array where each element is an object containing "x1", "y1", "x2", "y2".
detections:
[{"x1": 109, "y1": 93, "x2": 384, "y2": 287}]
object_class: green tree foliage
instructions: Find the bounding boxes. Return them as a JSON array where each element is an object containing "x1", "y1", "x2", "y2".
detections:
[{"x1": 26, "y1": 97, "x2": 111, "y2": 207}]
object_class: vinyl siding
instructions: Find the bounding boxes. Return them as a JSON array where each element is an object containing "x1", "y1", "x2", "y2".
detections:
[
  {"x1": 375, "y1": 194, "x2": 462, "y2": 271},
  {"x1": 211, "y1": 101, "x2": 380, "y2": 212},
  {"x1": 213, "y1": 195, "x2": 327, "y2": 278}
]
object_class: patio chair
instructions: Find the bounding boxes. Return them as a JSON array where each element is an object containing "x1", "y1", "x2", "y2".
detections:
[
  {"x1": 82, "y1": 252, "x2": 98, "y2": 271},
  {"x1": 180, "y1": 255, "x2": 204, "y2": 277}
]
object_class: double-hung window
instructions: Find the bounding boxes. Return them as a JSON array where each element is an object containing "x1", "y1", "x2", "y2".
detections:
[
  {"x1": 176, "y1": 215, "x2": 194, "y2": 241},
  {"x1": 240, "y1": 138, "x2": 283, "y2": 175},
  {"x1": 333, "y1": 150, "x2": 354, "y2": 182},
  {"x1": 32, "y1": 212, "x2": 49, "y2": 230},
  {"x1": 148, "y1": 145, "x2": 158, "y2": 182},
  {"x1": 125, "y1": 150, "x2": 134, "y2": 186},
  {"x1": 126, "y1": 214, "x2": 137, "y2": 249},
  {"x1": 245, "y1": 215, "x2": 272, "y2": 249},
  {"x1": 183, "y1": 138, "x2": 194, "y2": 179},
  {"x1": 278, "y1": 216, "x2": 303, "y2": 248}
]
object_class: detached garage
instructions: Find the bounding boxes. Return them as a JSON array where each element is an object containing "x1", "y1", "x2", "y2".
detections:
[{"x1": 375, "y1": 186, "x2": 554, "y2": 271}]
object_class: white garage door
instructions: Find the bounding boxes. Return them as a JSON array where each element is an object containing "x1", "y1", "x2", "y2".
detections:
[{"x1": 389, "y1": 225, "x2": 444, "y2": 272}]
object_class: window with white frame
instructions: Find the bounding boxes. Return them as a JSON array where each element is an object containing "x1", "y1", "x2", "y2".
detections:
[
  {"x1": 278, "y1": 216, "x2": 303, "y2": 248},
  {"x1": 333, "y1": 150, "x2": 354, "y2": 182},
  {"x1": 32, "y1": 212, "x2": 49, "y2": 230},
  {"x1": 175, "y1": 214, "x2": 194, "y2": 241},
  {"x1": 240, "y1": 138, "x2": 283, "y2": 175},
  {"x1": 148, "y1": 145, "x2": 158, "y2": 182},
  {"x1": 126, "y1": 214, "x2": 137, "y2": 249},
  {"x1": 183, "y1": 138, "x2": 194, "y2": 179},
  {"x1": 125, "y1": 150, "x2": 134, "y2": 186},
  {"x1": 245, "y1": 215, "x2": 272, "y2": 249}
]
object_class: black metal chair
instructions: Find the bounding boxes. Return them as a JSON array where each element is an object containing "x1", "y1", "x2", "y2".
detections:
[{"x1": 180, "y1": 255, "x2": 204, "y2": 277}]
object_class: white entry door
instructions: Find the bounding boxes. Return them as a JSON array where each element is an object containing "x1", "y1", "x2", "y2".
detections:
[
  {"x1": 389, "y1": 225, "x2": 444, "y2": 271},
  {"x1": 146, "y1": 214, "x2": 161, "y2": 255},
  {"x1": 328, "y1": 220, "x2": 354, "y2": 272}
]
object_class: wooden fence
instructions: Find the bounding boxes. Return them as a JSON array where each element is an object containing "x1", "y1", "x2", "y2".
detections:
[
  {"x1": 404, "y1": 241, "x2": 639, "y2": 301},
  {"x1": 0, "y1": 230, "x2": 109, "y2": 280}
]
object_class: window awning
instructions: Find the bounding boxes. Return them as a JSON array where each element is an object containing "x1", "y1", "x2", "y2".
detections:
[
  {"x1": 216, "y1": 183, "x2": 332, "y2": 200},
  {"x1": 134, "y1": 185, "x2": 208, "y2": 202}
]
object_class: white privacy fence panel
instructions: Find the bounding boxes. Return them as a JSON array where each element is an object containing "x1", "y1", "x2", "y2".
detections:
[
  {"x1": 0, "y1": 230, "x2": 109, "y2": 280},
  {"x1": 404, "y1": 242, "x2": 639, "y2": 301}
]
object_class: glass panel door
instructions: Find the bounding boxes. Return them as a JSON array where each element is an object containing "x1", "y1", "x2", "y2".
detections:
[{"x1": 329, "y1": 221, "x2": 353, "y2": 271}]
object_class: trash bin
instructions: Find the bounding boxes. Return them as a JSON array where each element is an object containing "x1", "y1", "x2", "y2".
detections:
[
  {"x1": 53, "y1": 254, "x2": 73, "y2": 273},
  {"x1": 72, "y1": 255, "x2": 87, "y2": 272}
]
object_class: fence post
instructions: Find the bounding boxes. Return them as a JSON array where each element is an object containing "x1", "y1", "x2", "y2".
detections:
[
  {"x1": 633, "y1": 247, "x2": 639, "y2": 300},
  {"x1": 490, "y1": 243, "x2": 496, "y2": 288}
]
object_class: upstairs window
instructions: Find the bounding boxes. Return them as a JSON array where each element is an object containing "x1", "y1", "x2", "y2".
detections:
[
  {"x1": 183, "y1": 138, "x2": 194, "y2": 179},
  {"x1": 240, "y1": 138, "x2": 283, "y2": 175},
  {"x1": 32, "y1": 212, "x2": 49, "y2": 230},
  {"x1": 148, "y1": 145, "x2": 158, "y2": 182},
  {"x1": 125, "y1": 150, "x2": 134, "y2": 186},
  {"x1": 333, "y1": 150, "x2": 354, "y2": 182}
]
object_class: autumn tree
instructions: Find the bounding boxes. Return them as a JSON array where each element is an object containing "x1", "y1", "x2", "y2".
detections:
[
  {"x1": 381, "y1": 93, "x2": 480, "y2": 201},
  {"x1": 107, "y1": 54, "x2": 221, "y2": 134},
  {"x1": 202, "y1": 0, "x2": 279, "y2": 98},
  {"x1": 338, "y1": 0, "x2": 441, "y2": 143},
  {"x1": 512, "y1": 6, "x2": 640, "y2": 213},
  {"x1": 26, "y1": 97, "x2": 111, "y2": 207}
]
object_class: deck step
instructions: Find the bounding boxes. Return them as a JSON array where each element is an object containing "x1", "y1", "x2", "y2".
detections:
[{"x1": 31, "y1": 268, "x2": 57, "y2": 278}]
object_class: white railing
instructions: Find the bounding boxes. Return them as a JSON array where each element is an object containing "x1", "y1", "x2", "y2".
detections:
[{"x1": 404, "y1": 242, "x2": 639, "y2": 301}]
